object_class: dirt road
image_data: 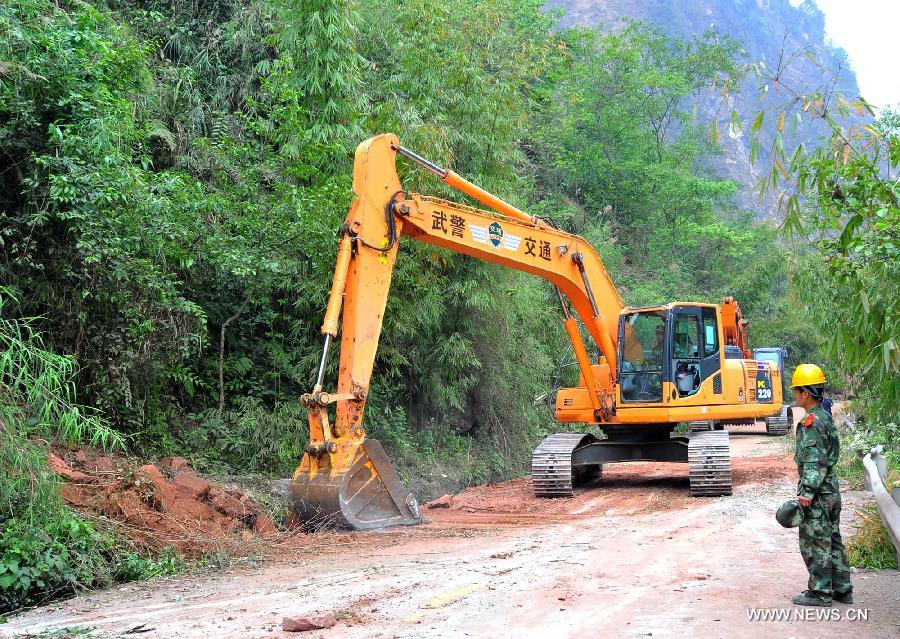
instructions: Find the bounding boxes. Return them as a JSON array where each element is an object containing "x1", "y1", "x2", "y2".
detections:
[{"x1": 4, "y1": 427, "x2": 899, "y2": 638}]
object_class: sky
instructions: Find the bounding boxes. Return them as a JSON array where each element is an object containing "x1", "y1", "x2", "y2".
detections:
[{"x1": 810, "y1": 0, "x2": 900, "y2": 110}]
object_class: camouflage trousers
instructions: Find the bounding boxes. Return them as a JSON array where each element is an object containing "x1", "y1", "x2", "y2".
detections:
[{"x1": 799, "y1": 492, "x2": 853, "y2": 600}]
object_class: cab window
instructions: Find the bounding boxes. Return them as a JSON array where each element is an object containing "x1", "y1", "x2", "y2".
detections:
[
  {"x1": 620, "y1": 311, "x2": 665, "y2": 403},
  {"x1": 702, "y1": 308, "x2": 719, "y2": 357},
  {"x1": 672, "y1": 315, "x2": 700, "y2": 397},
  {"x1": 674, "y1": 316, "x2": 699, "y2": 358}
]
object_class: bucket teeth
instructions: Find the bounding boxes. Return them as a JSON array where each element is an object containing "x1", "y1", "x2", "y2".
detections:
[{"x1": 291, "y1": 439, "x2": 425, "y2": 530}]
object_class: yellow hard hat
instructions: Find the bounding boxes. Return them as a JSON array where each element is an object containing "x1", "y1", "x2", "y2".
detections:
[{"x1": 790, "y1": 363, "x2": 826, "y2": 388}]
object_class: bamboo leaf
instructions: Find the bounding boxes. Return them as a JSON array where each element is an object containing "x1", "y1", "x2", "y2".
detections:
[{"x1": 751, "y1": 111, "x2": 764, "y2": 134}]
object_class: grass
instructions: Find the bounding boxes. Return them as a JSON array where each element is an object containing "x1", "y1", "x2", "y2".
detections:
[
  {"x1": 836, "y1": 409, "x2": 898, "y2": 570},
  {"x1": 0, "y1": 290, "x2": 152, "y2": 613},
  {"x1": 847, "y1": 502, "x2": 898, "y2": 570},
  {"x1": 836, "y1": 455, "x2": 866, "y2": 491},
  {"x1": 0, "y1": 291, "x2": 124, "y2": 453}
]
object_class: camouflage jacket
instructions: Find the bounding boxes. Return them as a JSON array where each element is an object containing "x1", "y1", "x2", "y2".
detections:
[{"x1": 794, "y1": 404, "x2": 840, "y2": 499}]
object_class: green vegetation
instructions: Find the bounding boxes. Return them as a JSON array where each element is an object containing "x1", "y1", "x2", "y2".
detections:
[
  {"x1": 740, "y1": 57, "x2": 898, "y2": 454},
  {"x1": 1, "y1": 0, "x2": 895, "y2": 609},
  {"x1": 0, "y1": 0, "x2": 785, "y2": 478},
  {"x1": 847, "y1": 503, "x2": 898, "y2": 570},
  {"x1": 740, "y1": 50, "x2": 898, "y2": 568},
  {"x1": 745, "y1": 56, "x2": 898, "y2": 438},
  {"x1": 0, "y1": 291, "x2": 179, "y2": 612}
]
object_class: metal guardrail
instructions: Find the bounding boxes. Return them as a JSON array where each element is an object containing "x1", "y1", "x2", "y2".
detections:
[{"x1": 861, "y1": 445, "x2": 900, "y2": 568}]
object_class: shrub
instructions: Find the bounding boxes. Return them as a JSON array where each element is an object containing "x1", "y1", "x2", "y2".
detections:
[
  {"x1": 0, "y1": 290, "x2": 172, "y2": 612},
  {"x1": 846, "y1": 502, "x2": 898, "y2": 571}
]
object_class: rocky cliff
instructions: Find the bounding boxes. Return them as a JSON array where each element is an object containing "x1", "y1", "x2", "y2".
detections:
[{"x1": 545, "y1": 0, "x2": 863, "y2": 217}]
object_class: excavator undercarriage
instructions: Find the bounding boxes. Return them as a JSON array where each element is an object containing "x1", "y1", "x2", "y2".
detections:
[{"x1": 532, "y1": 427, "x2": 732, "y2": 498}]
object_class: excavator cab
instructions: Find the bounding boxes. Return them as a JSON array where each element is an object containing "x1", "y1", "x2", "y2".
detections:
[{"x1": 618, "y1": 304, "x2": 722, "y2": 405}]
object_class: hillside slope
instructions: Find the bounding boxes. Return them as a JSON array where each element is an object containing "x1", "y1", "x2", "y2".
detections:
[{"x1": 546, "y1": 0, "x2": 863, "y2": 217}]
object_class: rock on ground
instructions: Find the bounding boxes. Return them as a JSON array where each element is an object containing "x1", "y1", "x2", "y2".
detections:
[
  {"x1": 426, "y1": 493, "x2": 454, "y2": 509},
  {"x1": 282, "y1": 614, "x2": 337, "y2": 632}
]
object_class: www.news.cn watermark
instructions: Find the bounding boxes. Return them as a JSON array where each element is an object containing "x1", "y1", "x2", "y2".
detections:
[{"x1": 747, "y1": 608, "x2": 870, "y2": 622}]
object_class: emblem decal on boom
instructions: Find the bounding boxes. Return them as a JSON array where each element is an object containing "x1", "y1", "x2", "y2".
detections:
[{"x1": 470, "y1": 222, "x2": 522, "y2": 252}]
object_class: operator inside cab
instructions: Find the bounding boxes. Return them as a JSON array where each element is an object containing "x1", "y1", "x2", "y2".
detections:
[
  {"x1": 620, "y1": 308, "x2": 706, "y2": 402},
  {"x1": 673, "y1": 317, "x2": 701, "y2": 397}
]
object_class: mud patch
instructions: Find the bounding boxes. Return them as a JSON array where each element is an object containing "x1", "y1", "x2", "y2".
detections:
[{"x1": 426, "y1": 451, "x2": 795, "y2": 527}]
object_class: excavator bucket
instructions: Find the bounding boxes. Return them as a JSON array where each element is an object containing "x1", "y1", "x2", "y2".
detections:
[{"x1": 290, "y1": 438, "x2": 425, "y2": 530}]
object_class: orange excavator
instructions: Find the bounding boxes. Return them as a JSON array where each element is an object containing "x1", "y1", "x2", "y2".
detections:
[{"x1": 291, "y1": 134, "x2": 783, "y2": 530}]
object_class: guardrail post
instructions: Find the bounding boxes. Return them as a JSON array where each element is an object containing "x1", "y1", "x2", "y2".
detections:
[{"x1": 871, "y1": 445, "x2": 888, "y2": 479}]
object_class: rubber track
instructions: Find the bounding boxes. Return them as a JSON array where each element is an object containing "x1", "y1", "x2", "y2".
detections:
[
  {"x1": 688, "y1": 431, "x2": 732, "y2": 496},
  {"x1": 531, "y1": 433, "x2": 588, "y2": 497},
  {"x1": 765, "y1": 414, "x2": 790, "y2": 436}
]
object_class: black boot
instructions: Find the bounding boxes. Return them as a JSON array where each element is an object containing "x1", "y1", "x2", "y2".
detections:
[
  {"x1": 833, "y1": 590, "x2": 854, "y2": 604},
  {"x1": 792, "y1": 591, "x2": 832, "y2": 607}
]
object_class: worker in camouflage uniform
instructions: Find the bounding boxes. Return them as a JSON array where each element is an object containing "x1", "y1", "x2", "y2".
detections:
[{"x1": 790, "y1": 363, "x2": 853, "y2": 607}]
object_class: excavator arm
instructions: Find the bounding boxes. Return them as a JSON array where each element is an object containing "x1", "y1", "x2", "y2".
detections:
[
  {"x1": 292, "y1": 133, "x2": 623, "y2": 529},
  {"x1": 721, "y1": 296, "x2": 751, "y2": 357}
]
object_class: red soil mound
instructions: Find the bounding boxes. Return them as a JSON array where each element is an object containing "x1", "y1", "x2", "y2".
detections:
[{"x1": 49, "y1": 450, "x2": 279, "y2": 555}]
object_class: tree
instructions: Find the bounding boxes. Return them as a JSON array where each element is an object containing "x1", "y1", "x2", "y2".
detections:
[{"x1": 743, "y1": 51, "x2": 899, "y2": 445}]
